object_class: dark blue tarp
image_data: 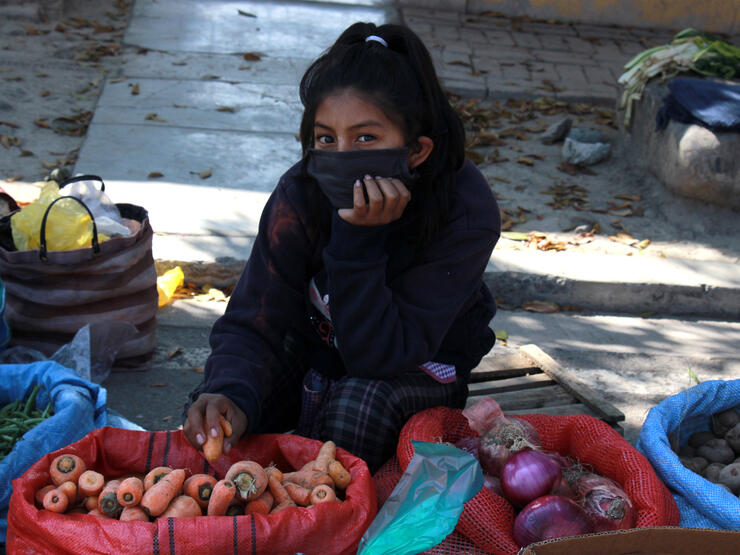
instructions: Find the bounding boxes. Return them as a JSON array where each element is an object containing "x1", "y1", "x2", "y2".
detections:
[{"x1": 656, "y1": 77, "x2": 740, "y2": 131}]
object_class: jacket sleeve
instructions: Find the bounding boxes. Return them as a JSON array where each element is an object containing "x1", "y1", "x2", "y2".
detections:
[
  {"x1": 201, "y1": 182, "x2": 311, "y2": 433},
  {"x1": 322, "y1": 202, "x2": 499, "y2": 379}
]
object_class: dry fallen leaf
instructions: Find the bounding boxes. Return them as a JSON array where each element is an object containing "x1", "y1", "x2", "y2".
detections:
[
  {"x1": 216, "y1": 106, "x2": 236, "y2": 113},
  {"x1": 192, "y1": 367, "x2": 204, "y2": 373},
  {"x1": 167, "y1": 347, "x2": 183, "y2": 359},
  {"x1": 145, "y1": 113, "x2": 167, "y2": 123},
  {"x1": 199, "y1": 169, "x2": 212, "y2": 179},
  {"x1": 614, "y1": 193, "x2": 643, "y2": 201},
  {"x1": 148, "y1": 171, "x2": 164, "y2": 178},
  {"x1": 517, "y1": 157, "x2": 535, "y2": 166},
  {"x1": 149, "y1": 382, "x2": 168, "y2": 387},
  {"x1": 0, "y1": 121, "x2": 19, "y2": 129},
  {"x1": 521, "y1": 300, "x2": 560, "y2": 313},
  {"x1": 243, "y1": 52, "x2": 262, "y2": 61},
  {"x1": 131, "y1": 83, "x2": 140, "y2": 95},
  {"x1": 4, "y1": 175, "x2": 23, "y2": 183},
  {"x1": 34, "y1": 118, "x2": 51, "y2": 129}
]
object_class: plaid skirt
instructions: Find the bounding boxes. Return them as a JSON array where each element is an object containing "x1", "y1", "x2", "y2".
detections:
[{"x1": 254, "y1": 366, "x2": 469, "y2": 473}]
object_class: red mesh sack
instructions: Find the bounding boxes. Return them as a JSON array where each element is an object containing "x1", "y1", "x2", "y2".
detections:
[
  {"x1": 7, "y1": 427, "x2": 376, "y2": 555},
  {"x1": 395, "y1": 407, "x2": 680, "y2": 555}
]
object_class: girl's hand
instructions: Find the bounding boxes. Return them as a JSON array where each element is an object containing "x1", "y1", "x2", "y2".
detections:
[
  {"x1": 338, "y1": 174, "x2": 411, "y2": 226},
  {"x1": 183, "y1": 393, "x2": 247, "y2": 455}
]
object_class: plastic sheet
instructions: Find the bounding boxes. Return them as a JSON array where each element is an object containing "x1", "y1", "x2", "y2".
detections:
[{"x1": 358, "y1": 440, "x2": 483, "y2": 555}]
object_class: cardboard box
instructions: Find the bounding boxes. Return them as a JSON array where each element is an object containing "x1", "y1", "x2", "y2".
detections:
[{"x1": 519, "y1": 526, "x2": 740, "y2": 555}]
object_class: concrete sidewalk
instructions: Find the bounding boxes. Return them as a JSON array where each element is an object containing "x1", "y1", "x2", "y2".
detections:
[{"x1": 67, "y1": 0, "x2": 739, "y2": 319}]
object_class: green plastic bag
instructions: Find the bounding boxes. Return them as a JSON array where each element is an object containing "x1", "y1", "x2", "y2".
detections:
[{"x1": 357, "y1": 440, "x2": 483, "y2": 555}]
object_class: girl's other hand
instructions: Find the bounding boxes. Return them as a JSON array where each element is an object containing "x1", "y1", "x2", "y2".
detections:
[
  {"x1": 338, "y1": 175, "x2": 411, "y2": 226},
  {"x1": 183, "y1": 393, "x2": 247, "y2": 455}
]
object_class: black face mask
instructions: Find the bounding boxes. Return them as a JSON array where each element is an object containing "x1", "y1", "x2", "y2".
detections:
[{"x1": 304, "y1": 147, "x2": 420, "y2": 209}]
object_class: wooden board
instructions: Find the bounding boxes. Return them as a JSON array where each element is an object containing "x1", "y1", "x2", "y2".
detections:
[{"x1": 467, "y1": 344, "x2": 625, "y2": 434}]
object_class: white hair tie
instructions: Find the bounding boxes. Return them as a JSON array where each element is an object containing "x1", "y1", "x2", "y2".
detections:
[{"x1": 365, "y1": 35, "x2": 388, "y2": 47}]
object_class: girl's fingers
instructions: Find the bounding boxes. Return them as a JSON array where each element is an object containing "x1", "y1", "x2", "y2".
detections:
[
  {"x1": 184, "y1": 397, "x2": 207, "y2": 446},
  {"x1": 363, "y1": 175, "x2": 384, "y2": 215}
]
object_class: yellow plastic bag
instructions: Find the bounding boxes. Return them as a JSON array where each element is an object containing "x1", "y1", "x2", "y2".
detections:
[
  {"x1": 157, "y1": 266, "x2": 184, "y2": 307},
  {"x1": 11, "y1": 182, "x2": 109, "y2": 252}
]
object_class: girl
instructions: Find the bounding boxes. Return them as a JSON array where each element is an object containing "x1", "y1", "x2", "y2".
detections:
[{"x1": 183, "y1": 22, "x2": 501, "y2": 472}]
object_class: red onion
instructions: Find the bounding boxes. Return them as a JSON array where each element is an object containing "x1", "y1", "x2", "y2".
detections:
[
  {"x1": 478, "y1": 417, "x2": 541, "y2": 476},
  {"x1": 572, "y1": 472, "x2": 636, "y2": 531},
  {"x1": 501, "y1": 449, "x2": 562, "y2": 507},
  {"x1": 513, "y1": 495, "x2": 593, "y2": 547},
  {"x1": 550, "y1": 475, "x2": 575, "y2": 499},
  {"x1": 482, "y1": 473, "x2": 503, "y2": 497},
  {"x1": 454, "y1": 436, "x2": 481, "y2": 461}
]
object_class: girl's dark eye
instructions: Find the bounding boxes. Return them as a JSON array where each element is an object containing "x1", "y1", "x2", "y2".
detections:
[
  {"x1": 357, "y1": 134, "x2": 375, "y2": 143},
  {"x1": 315, "y1": 134, "x2": 334, "y2": 145}
]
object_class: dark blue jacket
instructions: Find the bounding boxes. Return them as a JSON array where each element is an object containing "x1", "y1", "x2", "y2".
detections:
[{"x1": 201, "y1": 159, "x2": 501, "y2": 433}]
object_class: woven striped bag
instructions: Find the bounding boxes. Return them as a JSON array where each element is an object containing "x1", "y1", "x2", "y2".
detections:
[{"x1": 0, "y1": 176, "x2": 157, "y2": 372}]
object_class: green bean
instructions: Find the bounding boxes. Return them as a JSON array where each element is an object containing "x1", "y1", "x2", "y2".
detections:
[{"x1": 24, "y1": 384, "x2": 41, "y2": 416}]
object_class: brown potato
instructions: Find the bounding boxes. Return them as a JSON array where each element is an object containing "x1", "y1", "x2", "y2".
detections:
[
  {"x1": 717, "y1": 462, "x2": 740, "y2": 494},
  {"x1": 725, "y1": 422, "x2": 740, "y2": 455},
  {"x1": 697, "y1": 439, "x2": 735, "y2": 465},
  {"x1": 703, "y1": 462, "x2": 725, "y2": 483},
  {"x1": 688, "y1": 431, "x2": 716, "y2": 448},
  {"x1": 680, "y1": 456, "x2": 708, "y2": 474},
  {"x1": 711, "y1": 409, "x2": 740, "y2": 438},
  {"x1": 678, "y1": 444, "x2": 696, "y2": 458}
]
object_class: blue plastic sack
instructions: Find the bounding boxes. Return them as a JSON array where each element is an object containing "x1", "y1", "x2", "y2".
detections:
[
  {"x1": 357, "y1": 440, "x2": 483, "y2": 555},
  {"x1": 0, "y1": 361, "x2": 107, "y2": 543},
  {"x1": 0, "y1": 279, "x2": 10, "y2": 350},
  {"x1": 636, "y1": 379, "x2": 740, "y2": 529}
]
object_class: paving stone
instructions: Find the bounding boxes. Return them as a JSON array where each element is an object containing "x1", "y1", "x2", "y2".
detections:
[
  {"x1": 480, "y1": 29, "x2": 516, "y2": 47},
  {"x1": 560, "y1": 35, "x2": 597, "y2": 54},
  {"x1": 509, "y1": 31, "x2": 543, "y2": 49},
  {"x1": 537, "y1": 33, "x2": 573, "y2": 52},
  {"x1": 583, "y1": 65, "x2": 618, "y2": 88},
  {"x1": 440, "y1": 77, "x2": 487, "y2": 98},
  {"x1": 431, "y1": 23, "x2": 462, "y2": 40}
]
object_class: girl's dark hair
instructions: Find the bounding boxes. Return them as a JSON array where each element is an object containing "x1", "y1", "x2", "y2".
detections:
[{"x1": 299, "y1": 22, "x2": 465, "y2": 247}]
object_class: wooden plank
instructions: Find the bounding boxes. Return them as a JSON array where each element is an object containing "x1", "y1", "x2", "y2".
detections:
[
  {"x1": 505, "y1": 403, "x2": 600, "y2": 418},
  {"x1": 469, "y1": 364, "x2": 542, "y2": 382},
  {"x1": 483, "y1": 385, "x2": 576, "y2": 412},
  {"x1": 519, "y1": 344, "x2": 625, "y2": 423},
  {"x1": 473, "y1": 351, "x2": 536, "y2": 372},
  {"x1": 467, "y1": 372, "x2": 554, "y2": 396}
]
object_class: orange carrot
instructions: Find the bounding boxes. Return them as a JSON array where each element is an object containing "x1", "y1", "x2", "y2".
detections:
[
  {"x1": 58, "y1": 481, "x2": 77, "y2": 504},
  {"x1": 202, "y1": 414, "x2": 232, "y2": 462},
  {"x1": 49, "y1": 454, "x2": 87, "y2": 486},
  {"x1": 35, "y1": 485, "x2": 55, "y2": 508},
  {"x1": 183, "y1": 473, "x2": 218, "y2": 510},
  {"x1": 77, "y1": 470, "x2": 105, "y2": 497},
  {"x1": 225, "y1": 460, "x2": 268, "y2": 501},
  {"x1": 98, "y1": 479, "x2": 123, "y2": 518},
  {"x1": 43, "y1": 488, "x2": 69, "y2": 513},
  {"x1": 245, "y1": 489, "x2": 274, "y2": 514},
  {"x1": 144, "y1": 466, "x2": 173, "y2": 491},
  {"x1": 281, "y1": 469, "x2": 334, "y2": 491},
  {"x1": 312, "y1": 440, "x2": 336, "y2": 473},
  {"x1": 328, "y1": 459, "x2": 351, "y2": 489},
  {"x1": 160, "y1": 495, "x2": 202, "y2": 519},
  {"x1": 120, "y1": 506, "x2": 150, "y2": 522},
  {"x1": 283, "y1": 482, "x2": 312, "y2": 506},
  {"x1": 140, "y1": 468, "x2": 185, "y2": 517},
  {"x1": 207, "y1": 479, "x2": 236, "y2": 516},
  {"x1": 310, "y1": 484, "x2": 337, "y2": 505},
  {"x1": 267, "y1": 468, "x2": 295, "y2": 513},
  {"x1": 117, "y1": 476, "x2": 144, "y2": 507},
  {"x1": 83, "y1": 495, "x2": 98, "y2": 511},
  {"x1": 87, "y1": 508, "x2": 110, "y2": 519}
]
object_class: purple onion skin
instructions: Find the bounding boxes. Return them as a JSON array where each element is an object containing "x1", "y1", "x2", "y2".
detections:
[
  {"x1": 513, "y1": 495, "x2": 593, "y2": 547},
  {"x1": 482, "y1": 473, "x2": 503, "y2": 497},
  {"x1": 455, "y1": 437, "x2": 481, "y2": 461},
  {"x1": 501, "y1": 450, "x2": 562, "y2": 507}
]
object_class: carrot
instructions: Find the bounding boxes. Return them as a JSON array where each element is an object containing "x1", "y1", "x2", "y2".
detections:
[
  {"x1": 207, "y1": 479, "x2": 236, "y2": 516},
  {"x1": 120, "y1": 506, "x2": 150, "y2": 522},
  {"x1": 202, "y1": 414, "x2": 233, "y2": 462},
  {"x1": 312, "y1": 441, "x2": 336, "y2": 473},
  {"x1": 144, "y1": 466, "x2": 173, "y2": 491},
  {"x1": 98, "y1": 479, "x2": 123, "y2": 518},
  {"x1": 77, "y1": 470, "x2": 105, "y2": 497},
  {"x1": 58, "y1": 481, "x2": 77, "y2": 504},
  {"x1": 35, "y1": 485, "x2": 55, "y2": 508},
  {"x1": 83, "y1": 495, "x2": 98, "y2": 511},
  {"x1": 245, "y1": 489, "x2": 274, "y2": 514},
  {"x1": 310, "y1": 484, "x2": 337, "y2": 505},
  {"x1": 140, "y1": 468, "x2": 185, "y2": 517},
  {"x1": 87, "y1": 508, "x2": 110, "y2": 519},
  {"x1": 183, "y1": 473, "x2": 218, "y2": 510},
  {"x1": 43, "y1": 488, "x2": 69, "y2": 513},
  {"x1": 160, "y1": 495, "x2": 202, "y2": 519},
  {"x1": 328, "y1": 459, "x2": 351, "y2": 489},
  {"x1": 267, "y1": 468, "x2": 295, "y2": 513},
  {"x1": 49, "y1": 454, "x2": 87, "y2": 486},
  {"x1": 283, "y1": 482, "x2": 312, "y2": 506},
  {"x1": 225, "y1": 460, "x2": 268, "y2": 501},
  {"x1": 117, "y1": 476, "x2": 144, "y2": 507},
  {"x1": 281, "y1": 469, "x2": 334, "y2": 491}
]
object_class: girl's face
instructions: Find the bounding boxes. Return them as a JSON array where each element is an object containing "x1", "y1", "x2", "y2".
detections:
[{"x1": 313, "y1": 89, "x2": 406, "y2": 152}]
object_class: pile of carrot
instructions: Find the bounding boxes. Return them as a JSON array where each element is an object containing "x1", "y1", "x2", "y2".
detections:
[{"x1": 33, "y1": 440, "x2": 353, "y2": 520}]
